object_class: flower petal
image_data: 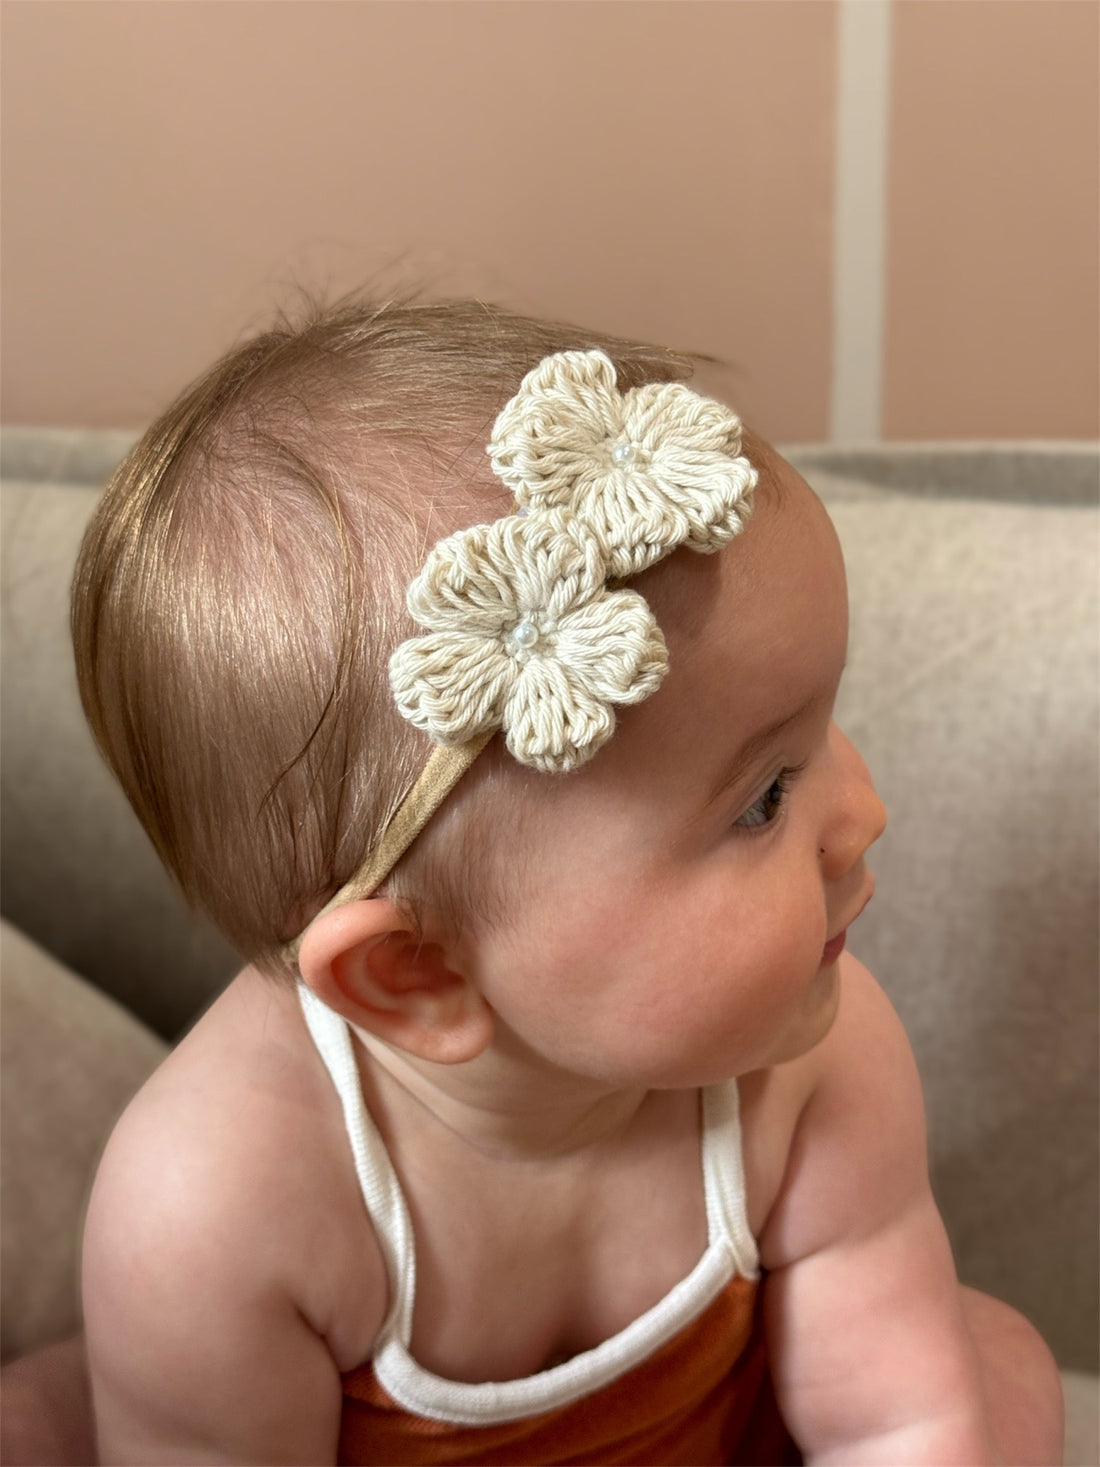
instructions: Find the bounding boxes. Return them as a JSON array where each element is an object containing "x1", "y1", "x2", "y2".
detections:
[
  {"x1": 389, "y1": 631, "x2": 513, "y2": 745},
  {"x1": 518, "y1": 514, "x2": 609, "y2": 623},
  {"x1": 601, "y1": 453, "x2": 755, "y2": 574},
  {"x1": 623, "y1": 382, "x2": 744, "y2": 457},
  {"x1": 406, "y1": 511, "x2": 610, "y2": 634},
  {"x1": 488, "y1": 350, "x2": 623, "y2": 509},
  {"x1": 503, "y1": 658, "x2": 616, "y2": 774},
  {"x1": 565, "y1": 471, "x2": 696, "y2": 578},
  {"x1": 554, "y1": 588, "x2": 668, "y2": 705},
  {"x1": 655, "y1": 455, "x2": 756, "y2": 557},
  {"x1": 406, "y1": 521, "x2": 521, "y2": 634},
  {"x1": 581, "y1": 381, "x2": 756, "y2": 574}
]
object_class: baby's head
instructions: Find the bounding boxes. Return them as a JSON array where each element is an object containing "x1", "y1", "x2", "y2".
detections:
[
  {"x1": 73, "y1": 298, "x2": 884, "y2": 1082},
  {"x1": 73, "y1": 300, "x2": 713, "y2": 967}
]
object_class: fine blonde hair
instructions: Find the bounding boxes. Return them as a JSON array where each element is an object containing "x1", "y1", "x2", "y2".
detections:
[{"x1": 71, "y1": 296, "x2": 696, "y2": 978}]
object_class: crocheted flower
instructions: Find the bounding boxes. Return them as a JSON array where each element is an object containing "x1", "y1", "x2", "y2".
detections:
[
  {"x1": 389, "y1": 511, "x2": 668, "y2": 773},
  {"x1": 488, "y1": 350, "x2": 757, "y2": 577}
]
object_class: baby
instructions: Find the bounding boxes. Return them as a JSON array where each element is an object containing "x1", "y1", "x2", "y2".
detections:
[{"x1": 73, "y1": 299, "x2": 1062, "y2": 1465}]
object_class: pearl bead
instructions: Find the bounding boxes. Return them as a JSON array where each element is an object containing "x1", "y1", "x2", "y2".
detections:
[
  {"x1": 508, "y1": 619, "x2": 539, "y2": 652},
  {"x1": 612, "y1": 441, "x2": 636, "y2": 466}
]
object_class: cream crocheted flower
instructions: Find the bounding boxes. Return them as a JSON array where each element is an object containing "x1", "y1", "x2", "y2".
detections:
[
  {"x1": 389, "y1": 511, "x2": 668, "y2": 773},
  {"x1": 488, "y1": 349, "x2": 757, "y2": 577}
]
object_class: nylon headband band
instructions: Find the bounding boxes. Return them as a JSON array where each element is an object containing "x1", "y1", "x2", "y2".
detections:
[{"x1": 284, "y1": 730, "x2": 492, "y2": 965}]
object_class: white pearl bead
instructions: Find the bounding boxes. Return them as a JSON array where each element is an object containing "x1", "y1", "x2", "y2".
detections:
[
  {"x1": 508, "y1": 619, "x2": 539, "y2": 651},
  {"x1": 612, "y1": 441, "x2": 636, "y2": 465}
]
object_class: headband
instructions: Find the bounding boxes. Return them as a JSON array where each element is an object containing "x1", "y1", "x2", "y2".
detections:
[{"x1": 288, "y1": 348, "x2": 757, "y2": 962}]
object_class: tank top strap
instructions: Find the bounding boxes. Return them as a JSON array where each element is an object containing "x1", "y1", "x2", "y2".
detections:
[
  {"x1": 702, "y1": 1081, "x2": 761, "y2": 1281},
  {"x1": 297, "y1": 983, "x2": 417, "y2": 1344},
  {"x1": 298, "y1": 984, "x2": 760, "y2": 1348}
]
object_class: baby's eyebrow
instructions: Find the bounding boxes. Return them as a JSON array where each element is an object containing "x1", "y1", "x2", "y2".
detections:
[{"x1": 703, "y1": 700, "x2": 816, "y2": 810}]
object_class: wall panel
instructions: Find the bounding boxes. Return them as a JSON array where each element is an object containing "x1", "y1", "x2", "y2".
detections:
[{"x1": 884, "y1": 0, "x2": 1099, "y2": 440}]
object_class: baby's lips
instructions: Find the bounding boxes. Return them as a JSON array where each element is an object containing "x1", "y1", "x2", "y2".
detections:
[
  {"x1": 847, "y1": 878, "x2": 876, "y2": 931},
  {"x1": 828, "y1": 878, "x2": 876, "y2": 947}
]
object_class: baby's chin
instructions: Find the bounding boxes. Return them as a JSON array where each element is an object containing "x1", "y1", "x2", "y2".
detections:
[{"x1": 770, "y1": 964, "x2": 843, "y2": 1067}]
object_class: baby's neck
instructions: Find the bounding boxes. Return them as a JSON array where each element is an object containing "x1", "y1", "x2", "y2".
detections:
[{"x1": 352, "y1": 1024, "x2": 654, "y2": 1164}]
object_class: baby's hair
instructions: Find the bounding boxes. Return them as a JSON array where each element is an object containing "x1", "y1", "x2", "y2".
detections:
[{"x1": 71, "y1": 295, "x2": 700, "y2": 979}]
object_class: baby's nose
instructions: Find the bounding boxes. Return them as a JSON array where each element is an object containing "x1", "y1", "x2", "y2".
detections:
[{"x1": 819, "y1": 728, "x2": 887, "y2": 878}]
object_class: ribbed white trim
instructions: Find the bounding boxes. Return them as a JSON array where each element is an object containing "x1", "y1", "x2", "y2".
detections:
[
  {"x1": 298, "y1": 984, "x2": 759, "y2": 1426},
  {"x1": 374, "y1": 1243, "x2": 739, "y2": 1425},
  {"x1": 298, "y1": 985, "x2": 417, "y2": 1342},
  {"x1": 702, "y1": 1082, "x2": 761, "y2": 1284}
]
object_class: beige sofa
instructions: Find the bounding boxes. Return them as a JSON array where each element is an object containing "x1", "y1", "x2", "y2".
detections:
[{"x1": 2, "y1": 430, "x2": 1097, "y2": 1461}]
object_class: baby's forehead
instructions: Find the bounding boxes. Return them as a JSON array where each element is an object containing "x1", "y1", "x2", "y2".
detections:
[
  {"x1": 636, "y1": 452, "x2": 827, "y2": 644},
  {"x1": 613, "y1": 468, "x2": 846, "y2": 762}
]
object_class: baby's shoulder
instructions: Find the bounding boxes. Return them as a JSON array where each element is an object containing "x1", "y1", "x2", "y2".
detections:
[
  {"x1": 92, "y1": 969, "x2": 339, "y2": 1210},
  {"x1": 744, "y1": 954, "x2": 930, "y2": 1269},
  {"x1": 84, "y1": 968, "x2": 386, "y2": 1371}
]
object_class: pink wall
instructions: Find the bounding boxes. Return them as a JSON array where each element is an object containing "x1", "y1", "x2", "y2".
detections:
[
  {"x1": 885, "y1": 0, "x2": 1099, "y2": 439},
  {"x1": 0, "y1": 1, "x2": 835, "y2": 441},
  {"x1": 2, "y1": 1, "x2": 1096, "y2": 441}
]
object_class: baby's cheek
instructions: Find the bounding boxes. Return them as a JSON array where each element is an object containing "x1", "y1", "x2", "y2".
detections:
[
  {"x1": 740, "y1": 880, "x2": 824, "y2": 964},
  {"x1": 745, "y1": 915, "x2": 828, "y2": 1012}
]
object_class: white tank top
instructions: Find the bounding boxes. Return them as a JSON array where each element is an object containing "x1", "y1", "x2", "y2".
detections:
[{"x1": 298, "y1": 983, "x2": 760, "y2": 1425}]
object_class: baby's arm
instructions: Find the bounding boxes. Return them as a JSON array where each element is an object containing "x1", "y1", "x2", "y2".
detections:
[
  {"x1": 760, "y1": 955, "x2": 1000, "y2": 1466},
  {"x1": 82, "y1": 1097, "x2": 348, "y2": 1465}
]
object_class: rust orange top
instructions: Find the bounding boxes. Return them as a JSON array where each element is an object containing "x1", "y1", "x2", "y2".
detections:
[{"x1": 338, "y1": 1275, "x2": 798, "y2": 1465}]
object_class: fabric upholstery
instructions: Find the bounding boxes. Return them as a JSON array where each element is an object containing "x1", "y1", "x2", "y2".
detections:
[
  {"x1": 0, "y1": 921, "x2": 167, "y2": 1360},
  {"x1": 800, "y1": 463, "x2": 1098, "y2": 1371},
  {"x1": 1, "y1": 475, "x2": 238, "y2": 1038}
]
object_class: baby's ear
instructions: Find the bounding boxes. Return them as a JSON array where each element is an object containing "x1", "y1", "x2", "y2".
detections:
[{"x1": 297, "y1": 900, "x2": 492, "y2": 1064}]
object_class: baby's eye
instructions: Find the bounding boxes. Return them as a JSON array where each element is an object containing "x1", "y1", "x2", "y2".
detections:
[{"x1": 733, "y1": 764, "x2": 806, "y2": 831}]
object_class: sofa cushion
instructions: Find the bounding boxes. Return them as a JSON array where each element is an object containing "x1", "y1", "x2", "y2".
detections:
[
  {"x1": 1, "y1": 476, "x2": 238, "y2": 1038},
  {"x1": 801, "y1": 463, "x2": 1098, "y2": 1371},
  {"x1": 0, "y1": 921, "x2": 168, "y2": 1360}
]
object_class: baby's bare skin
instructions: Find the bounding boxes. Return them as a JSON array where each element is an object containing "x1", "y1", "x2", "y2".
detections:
[{"x1": 81, "y1": 950, "x2": 815, "y2": 1452}]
